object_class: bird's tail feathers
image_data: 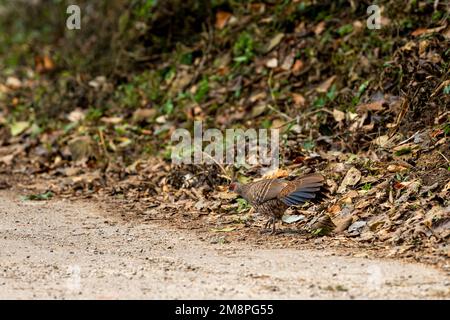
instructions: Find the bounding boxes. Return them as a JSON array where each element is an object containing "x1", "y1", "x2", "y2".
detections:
[{"x1": 280, "y1": 173, "x2": 325, "y2": 206}]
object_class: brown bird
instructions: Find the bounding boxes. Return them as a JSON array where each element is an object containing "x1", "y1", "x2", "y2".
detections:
[{"x1": 229, "y1": 173, "x2": 324, "y2": 234}]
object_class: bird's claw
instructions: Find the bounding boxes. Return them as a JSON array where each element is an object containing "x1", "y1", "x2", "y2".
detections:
[{"x1": 261, "y1": 218, "x2": 277, "y2": 235}]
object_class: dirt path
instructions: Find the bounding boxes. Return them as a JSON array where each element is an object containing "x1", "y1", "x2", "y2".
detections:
[{"x1": 0, "y1": 191, "x2": 448, "y2": 299}]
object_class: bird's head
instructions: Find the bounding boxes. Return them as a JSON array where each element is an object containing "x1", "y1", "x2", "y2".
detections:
[{"x1": 228, "y1": 182, "x2": 241, "y2": 194}]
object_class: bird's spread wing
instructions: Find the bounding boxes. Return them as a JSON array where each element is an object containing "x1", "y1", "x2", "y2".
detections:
[
  {"x1": 243, "y1": 179, "x2": 287, "y2": 205},
  {"x1": 278, "y1": 173, "x2": 324, "y2": 206}
]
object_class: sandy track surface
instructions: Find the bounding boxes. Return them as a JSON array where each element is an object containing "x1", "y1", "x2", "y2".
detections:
[{"x1": 0, "y1": 191, "x2": 448, "y2": 299}]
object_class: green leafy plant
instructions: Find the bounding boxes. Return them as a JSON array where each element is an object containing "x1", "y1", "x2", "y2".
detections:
[
  {"x1": 394, "y1": 148, "x2": 412, "y2": 156},
  {"x1": 337, "y1": 24, "x2": 353, "y2": 36},
  {"x1": 86, "y1": 107, "x2": 103, "y2": 121},
  {"x1": 236, "y1": 198, "x2": 250, "y2": 213},
  {"x1": 194, "y1": 78, "x2": 209, "y2": 102},
  {"x1": 311, "y1": 227, "x2": 332, "y2": 236},
  {"x1": 180, "y1": 52, "x2": 193, "y2": 65},
  {"x1": 351, "y1": 80, "x2": 370, "y2": 106},
  {"x1": 233, "y1": 32, "x2": 254, "y2": 65},
  {"x1": 361, "y1": 183, "x2": 372, "y2": 191},
  {"x1": 303, "y1": 140, "x2": 315, "y2": 150},
  {"x1": 443, "y1": 123, "x2": 450, "y2": 135},
  {"x1": 326, "y1": 84, "x2": 337, "y2": 101},
  {"x1": 22, "y1": 191, "x2": 54, "y2": 201},
  {"x1": 261, "y1": 119, "x2": 272, "y2": 129},
  {"x1": 162, "y1": 99, "x2": 174, "y2": 115},
  {"x1": 443, "y1": 85, "x2": 450, "y2": 95},
  {"x1": 313, "y1": 84, "x2": 337, "y2": 108},
  {"x1": 133, "y1": 0, "x2": 157, "y2": 19},
  {"x1": 313, "y1": 96, "x2": 327, "y2": 108}
]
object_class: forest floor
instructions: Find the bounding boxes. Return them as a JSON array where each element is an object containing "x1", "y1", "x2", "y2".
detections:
[
  {"x1": 0, "y1": 190, "x2": 449, "y2": 299},
  {"x1": 0, "y1": 1, "x2": 449, "y2": 299}
]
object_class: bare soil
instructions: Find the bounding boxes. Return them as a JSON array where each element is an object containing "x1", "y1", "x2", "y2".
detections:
[{"x1": 0, "y1": 190, "x2": 448, "y2": 299}]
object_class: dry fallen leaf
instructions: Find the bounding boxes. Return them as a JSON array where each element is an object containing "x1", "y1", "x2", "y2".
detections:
[
  {"x1": 356, "y1": 101, "x2": 385, "y2": 113},
  {"x1": 215, "y1": 11, "x2": 232, "y2": 29},
  {"x1": 71, "y1": 171, "x2": 101, "y2": 184},
  {"x1": 333, "y1": 216, "x2": 353, "y2": 233},
  {"x1": 266, "y1": 58, "x2": 278, "y2": 68},
  {"x1": 411, "y1": 28, "x2": 427, "y2": 37},
  {"x1": 249, "y1": 92, "x2": 267, "y2": 103},
  {"x1": 292, "y1": 93, "x2": 306, "y2": 108},
  {"x1": 280, "y1": 52, "x2": 295, "y2": 71},
  {"x1": 88, "y1": 76, "x2": 107, "y2": 89},
  {"x1": 387, "y1": 164, "x2": 408, "y2": 173},
  {"x1": 327, "y1": 204, "x2": 341, "y2": 215},
  {"x1": 6, "y1": 77, "x2": 21, "y2": 89},
  {"x1": 170, "y1": 70, "x2": 193, "y2": 94},
  {"x1": 10, "y1": 121, "x2": 30, "y2": 136},
  {"x1": 214, "y1": 191, "x2": 237, "y2": 200},
  {"x1": 316, "y1": 76, "x2": 336, "y2": 93},
  {"x1": 101, "y1": 116, "x2": 123, "y2": 124},
  {"x1": 67, "y1": 109, "x2": 86, "y2": 122},
  {"x1": 443, "y1": 26, "x2": 450, "y2": 39},
  {"x1": 419, "y1": 39, "x2": 430, "y2": 56},
  {"x1": 43, "y1": 55, "x2": 54, "y2": 70},
  {"x1": 35, "y1": 55, "x2": 55, "y2": 73},
  {"x1": 337, "y1": 167, "x2": 362, "y2": 194},
  {"x1": 133, "y1": 108, "x2": 157, "y2": 123},
  {"x1": 372, "y1": 135, "x2": 392, "y2": 148},
  {"x1": 262, "y1": 168, "x2": 289, "y2": 179},
  {"x1": 271, "y1": 118, "x2": 285, "y2": 129},
  {"x1": 314, "y1": 21, "x2": 326, "y2": 35},
  {"x1": 411, "y1": 25, "x2": 446, "y2": 37},
  {"x1": 251, "y1": 104, "x2": 266, "y2": 117},
  {"x1": 332, "y1": 109, "x2": 346, "y2": 122},
  {"x1": 310, "y1": 215, "x2": 336, "y2": 235},
  {"x1": 0, "y1": 154, "x2": 14, "y2": 166},
  {"x1": 292, "y1": 59, "x2": 304, "y2": 74},
  {"x1": 211, "y1": 226, "x2": 236, "y2": 232},
  {"x1": 352, "y1": 20, "x2": 364, "y2": 32},
  {"x1": 265, "y1": 33, "x2": 284, "y2": 53}
]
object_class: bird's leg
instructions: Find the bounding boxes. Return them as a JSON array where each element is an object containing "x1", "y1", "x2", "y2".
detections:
[
  {"x1": 264, "y1": 218, "x2": 272, "y2": 230},
  {"x1": 270, "y1": 218, "x2": 276, "y2": 235},
  {"x1": 260, "y1": 217, "x2": 274, "y2": 234}
]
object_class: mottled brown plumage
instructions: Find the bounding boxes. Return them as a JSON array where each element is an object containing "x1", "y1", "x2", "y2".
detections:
[{"x1": 229, "y1": 173, "x2": 324, "y2": 234}]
